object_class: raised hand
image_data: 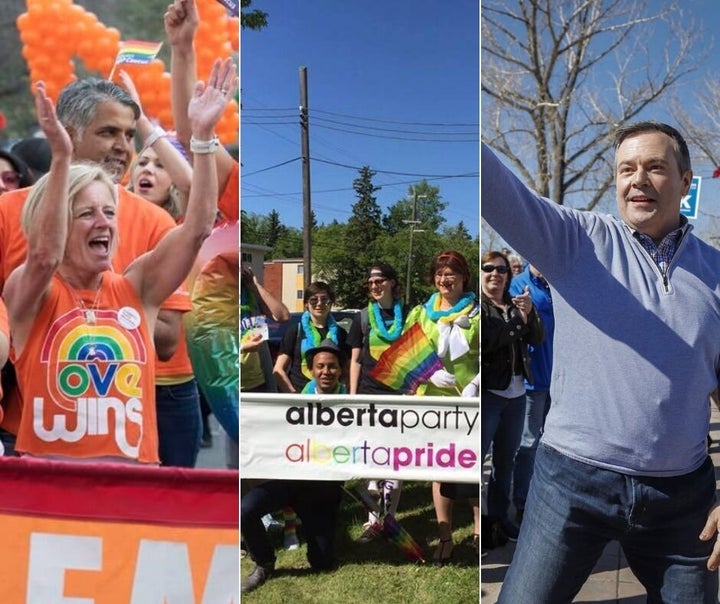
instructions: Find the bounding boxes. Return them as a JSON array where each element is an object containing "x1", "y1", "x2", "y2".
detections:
[
  {"x1": 34, "y1": 81, "x2": 72, "y2": 160},
  {"x1": 187, "y1": 58, "x2": 238, "y2": 139},
  {"x1": 164, "y1": 0, "x2": 198, "y2": 49},
  {"x1": 117, "y1": 69, "x2": 143, "y2": 113}
]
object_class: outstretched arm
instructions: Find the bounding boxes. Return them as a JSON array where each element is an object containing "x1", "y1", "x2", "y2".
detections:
[
  {"x1": 125, "y1": 58, "x2": 238, "y2": 312},
  {"x1": 165, "y1": 0, "x2": 236, "y2": 191},
  {"x1": 119, "y1": 69, "x2": 192, "y2": 206},
  {"x1": 4, "y1": 82, "x2": 73, "y2": 355}
]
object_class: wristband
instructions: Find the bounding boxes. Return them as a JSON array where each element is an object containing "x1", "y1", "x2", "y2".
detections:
[
  {"x1": 190, "y1": 135, "x2": 220, "y2": 154},
  {"x1": 143, "y1": 125, "x2": 167, "y2": 150}
]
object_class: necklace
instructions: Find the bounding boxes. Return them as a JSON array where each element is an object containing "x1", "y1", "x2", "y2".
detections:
[
  {"x1": 300, "y1": 311, "x2": 339, "y2": 378},
  {"x1": 66, "y1": 276, "x2": 103, "y2": 325},
  {"x1": 425, "y1": 291, "x2": 476, "y2": 323},
  {"x1": 368, "y1": 300, "x2": 403, "y2": 342}
]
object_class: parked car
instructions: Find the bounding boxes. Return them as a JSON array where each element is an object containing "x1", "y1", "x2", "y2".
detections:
[{"x1": 266, "y1": 310, "x2": 359, "y2": 362}]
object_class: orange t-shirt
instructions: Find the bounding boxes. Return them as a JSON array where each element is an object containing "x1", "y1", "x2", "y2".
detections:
[
  {"x1": 0, "y1": 186, "x2": 191, "y2": 434},
  {"x1": 12, "y1": 273, "x2": 158, "y2": 463},
  {"x1": 218, "y1": 161, "x2": 239, "y2": 222},
  {"x1": 155, "y1": 289, "x2": 194, "y2": 382}
]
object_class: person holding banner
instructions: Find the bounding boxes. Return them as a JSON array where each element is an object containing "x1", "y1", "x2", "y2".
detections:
[
  {"x1": 403, "y1": 250, "x2": 480, "y2": 564},
  {"x1": 350, "y1": 262, "x2": 407, "y2": 543},
  {"x1": 273, "y1": 281, "x2": 357, "y2": 393},
  {"x1": 241, "y1": 340, "x2": 346, "y2": 593},
  {"x1": 4, "y1": 59, "x2": 236, "y2": 463}
]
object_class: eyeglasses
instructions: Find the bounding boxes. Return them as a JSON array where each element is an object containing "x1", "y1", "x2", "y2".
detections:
[
  {"x1": 1, "y1": 171, "x2": 20, "y2": 189},
  {"x1": 481, "y1": 264, "x2": 509, "y2": 274},
  {"x1": 308, "y1": 296, "x2": 332, "y2": 306},
  {"x1": 367, "y1": 278, "x2": 387, "y2": 287}
]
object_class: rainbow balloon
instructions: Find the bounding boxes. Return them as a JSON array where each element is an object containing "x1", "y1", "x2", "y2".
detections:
[
  {"x1": 185, "y1": 223, "x2": 239, "y2": 443},
  {"x1": 368, "y1": 322, "x2": 444, "y2": 394}
]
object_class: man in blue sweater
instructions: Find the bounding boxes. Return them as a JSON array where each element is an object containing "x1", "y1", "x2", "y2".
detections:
[
  {"x1": 483, "y1": 123, "x2": 720, "y2": 603},
  {"x1": 508, "y1": 264, "x2": 554, "y2": 524}
]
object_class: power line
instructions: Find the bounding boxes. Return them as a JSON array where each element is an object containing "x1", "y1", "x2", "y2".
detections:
[
  {"x1": 310, "y1": 157, "x2": 478, "y2": 178},
  {"x1": 241, "y1": 157, "x2": 301, "y2": 177},
  {"x1": 244, "y1": 105, "x2": 478, "y2": 127}
]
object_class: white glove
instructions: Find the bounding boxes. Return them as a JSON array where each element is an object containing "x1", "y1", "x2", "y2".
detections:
[
  {"x1": 461, "y1": 374, "x2": 480, "y2": 398},
  {"x1": 429, "y1": 369, "x2": 457, "y2": 388}
]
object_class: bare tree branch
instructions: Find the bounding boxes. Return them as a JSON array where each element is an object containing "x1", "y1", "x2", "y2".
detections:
[{"x1": 481, "y1": 0, "x2": 706, "y2": 211}]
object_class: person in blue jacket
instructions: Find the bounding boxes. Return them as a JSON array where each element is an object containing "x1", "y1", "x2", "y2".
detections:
[{"x1": 508, "y1": 263, "x2": 554, "y2": 524}]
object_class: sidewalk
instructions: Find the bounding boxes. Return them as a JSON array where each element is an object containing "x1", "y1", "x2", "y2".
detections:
[{"x1": 481, "y1": 405, "x2": 720, "y2": 603}]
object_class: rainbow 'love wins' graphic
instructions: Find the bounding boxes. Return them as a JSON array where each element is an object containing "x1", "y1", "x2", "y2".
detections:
[{"x1": 40, "y1": 308, "x2": 148, "y2": 411}]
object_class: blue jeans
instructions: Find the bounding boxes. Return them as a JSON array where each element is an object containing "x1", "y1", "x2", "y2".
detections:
[
  {"x1": 512, "y1": 389, "x2": 550, "y2": 510},
  {"x1": 481, "y1": 389, "x2": 526, "y2": 522},
  {"x1": 156, "y1": 379, "x2": 202, "y2": 468},
  {"x1": 499, "y1": 444, "x2": 719, "y2": 604}
]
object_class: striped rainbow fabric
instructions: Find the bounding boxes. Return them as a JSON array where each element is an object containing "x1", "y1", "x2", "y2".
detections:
[
  {"x1": 114, "y1": 40, "x2": 163, "y2": 66},
  {"x1": 369, "y1": 322, "x2": 444, "y2": 394}
]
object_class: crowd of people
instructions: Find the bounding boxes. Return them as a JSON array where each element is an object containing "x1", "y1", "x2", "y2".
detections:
[
  {"x1": 0, "y1": 0, "x2": 239, "y2": 469},
  {"x1": 240, "y1": 250, "x2": 480, "y2": 593}
]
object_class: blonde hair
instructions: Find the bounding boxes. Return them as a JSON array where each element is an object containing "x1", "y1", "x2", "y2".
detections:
[
  {"x1": 21, "y1": 162, "x2": 117, "y2": 237},
  {"x1": 126, "y1": 153, "x2": 184, "y2": 221}
]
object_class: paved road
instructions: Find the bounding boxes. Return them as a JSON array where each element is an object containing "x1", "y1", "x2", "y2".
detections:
[
  {"x1": 196, "y1": 414, "x2": 235, "y2": 470},
  {"x1": 481, "y1": 405, "x2": 720, "y2": 603}
]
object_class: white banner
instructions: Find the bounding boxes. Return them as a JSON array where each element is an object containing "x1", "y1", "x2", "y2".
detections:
[{"x1": 240, "y1": 393, "x2": 479, "y2": 482}]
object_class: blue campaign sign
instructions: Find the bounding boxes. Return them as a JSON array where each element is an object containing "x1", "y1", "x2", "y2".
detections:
[{"x1": 680, "y1": 176, "x2": 702, "y2": 219}]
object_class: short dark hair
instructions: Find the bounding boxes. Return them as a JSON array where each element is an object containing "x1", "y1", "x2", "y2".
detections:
[
  {"x1": 303, "y1": 281, "x2": 335, "y2": 304},
  {"x1": 430, "y1": 250, "x2": 472, "y2": 292},
  {"x1": 613, "y1": 121, "x2": 691, "y2": 175}
]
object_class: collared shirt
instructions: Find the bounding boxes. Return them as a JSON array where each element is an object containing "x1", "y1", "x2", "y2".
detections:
[{"x1": 631, "y1": 215, "x2": 688, "y2": 276}]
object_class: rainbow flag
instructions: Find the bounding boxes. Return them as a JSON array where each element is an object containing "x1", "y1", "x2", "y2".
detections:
[
  {"x1": 113, "y1": 40, "x2": 163, "y2": 66},
  {"x1": 369, "y1": 322, "x2": 444, "y2": 394},
  {"x1": 383, "y1": 513, "x2": 426, "y2": 563}
]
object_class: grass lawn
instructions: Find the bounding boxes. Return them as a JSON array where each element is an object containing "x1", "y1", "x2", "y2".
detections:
[{"x1": 240, "y1": 481, "x2": 480, "y2": 603}]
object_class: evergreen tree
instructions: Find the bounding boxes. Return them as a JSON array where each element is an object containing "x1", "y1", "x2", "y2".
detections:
[
  {"x1": 334, "y1": 167, "x2": 384, "y2": 307},
  {"x1": 266, "y1": 209, "x2": 285, "y2": 248}
]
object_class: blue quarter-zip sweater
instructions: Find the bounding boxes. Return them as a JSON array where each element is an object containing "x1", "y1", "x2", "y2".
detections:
[{"x1": 482, "y1": 143, "x2": 720, "y2": 477}]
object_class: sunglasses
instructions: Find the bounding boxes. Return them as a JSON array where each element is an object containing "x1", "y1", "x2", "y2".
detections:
[
  {"x1": 308, "y1": 296, "x2": 332, "y2": 306},
  {"x1": 1, "y1": 171, "x2": 20, "y2": 188},
  {"x1": 481, "y1": 264, "x2": 509, "y2": 274},
  {"x1": 367, "y1": 278, "x2": 387, "y2": 287}
]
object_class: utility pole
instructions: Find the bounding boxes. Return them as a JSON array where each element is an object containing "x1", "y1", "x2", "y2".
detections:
[
  {"x1": 299, "y1": 66, "x2": 311, "y2": 289},
  {"x1": 403, "y1": 188, "x2": 425, "y2": 307}
]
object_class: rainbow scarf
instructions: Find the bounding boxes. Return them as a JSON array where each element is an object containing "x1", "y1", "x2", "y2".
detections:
[{"x1": 368, "y1": 323, "x2": 444, "y2": 394}]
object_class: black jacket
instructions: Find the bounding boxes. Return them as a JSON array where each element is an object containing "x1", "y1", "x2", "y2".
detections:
[{"x1": 481, "y1": 293, "x2": 544, "y2": 391}]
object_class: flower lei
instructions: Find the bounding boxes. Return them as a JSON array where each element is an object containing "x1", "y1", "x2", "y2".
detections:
[
  {"x1": 424, "y1": 292, "x2": 477, "y2": 323},
  {"x1": 368, "y1": 300, "x2": 403, "y2": 342},
  {"x1": 300, "y1": 311, "x2": 339, "y2": 378},
  {"x1": 301, "y1": 380, "x2": 347, "y2": 394}
]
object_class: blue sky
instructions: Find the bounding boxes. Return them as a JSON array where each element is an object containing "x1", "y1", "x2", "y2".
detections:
[{"x1": 240, "y1": 0, "x2": 479, "y2": 238}]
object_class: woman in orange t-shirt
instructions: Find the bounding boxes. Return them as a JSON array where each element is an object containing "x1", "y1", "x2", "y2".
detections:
[{"x1": 4, "y1": 61, "x2": 236, "y2": 463}]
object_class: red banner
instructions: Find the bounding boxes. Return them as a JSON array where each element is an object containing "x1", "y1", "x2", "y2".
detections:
[{"x1": 0, "y1": 457, "x2": 238, "y2": 602}]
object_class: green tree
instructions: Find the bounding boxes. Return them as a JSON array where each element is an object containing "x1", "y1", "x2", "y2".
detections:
[
  {"x1": 265, "y1": 209, "x2": 285, "y2": 248},
  {"x1": 272, "y1": 226, "x2": 303, "y2": 259},
  {"x1": 241, "y1": 0, "x2": 268, "y2": 30},
  {"x1": 338, "y1": 167, "x2": 384, "y2": 307},
  {"x1": 383, "y1": 181, "x2": 447, "y2": 235}
]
